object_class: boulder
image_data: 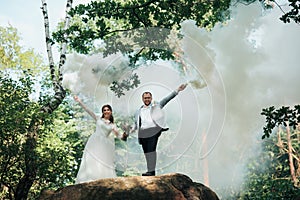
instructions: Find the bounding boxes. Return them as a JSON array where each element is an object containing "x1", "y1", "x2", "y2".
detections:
[{"x1": 39, "y1": 173, "x2": 219, "y2": 200}]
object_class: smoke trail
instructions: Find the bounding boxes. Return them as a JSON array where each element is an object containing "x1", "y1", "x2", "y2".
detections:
[
  {"x1": 62, "y1": 52, "x2": 132, "y2": 102},
  {"x1": 62, "y1": 1, "x2": 300, "y2": 193},
  {"x1": 181, "y1": 1, "x2": 300, "y2": 190}
]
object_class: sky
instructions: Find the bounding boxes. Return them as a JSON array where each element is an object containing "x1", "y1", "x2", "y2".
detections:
[
  {"x1": 1, "y1": 0, "x2": 300, "y2": 195},
  {"x1": 0, "y1": 0, "x2": 90, "y2": 61}
]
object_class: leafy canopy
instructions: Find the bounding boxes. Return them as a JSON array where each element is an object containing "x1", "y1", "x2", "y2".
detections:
[
  {"x1": 261, "y1": 105, "x2": 300, "y2": 139},
  {"x1": 54, "y1": 0, "x2": 231, "y2": 56},
  {"x1": 278, "y1": 0, "x2": 300, "y2": 24},
  {"x1": 0, "y1": 70, "x2": 84, "y2": 199},
  {"x1": 53, "y1": 0, "x2": 231, "y2": 96},
  {"x1": 0, "y1": 25, "x2": 46, "y2": 73}
]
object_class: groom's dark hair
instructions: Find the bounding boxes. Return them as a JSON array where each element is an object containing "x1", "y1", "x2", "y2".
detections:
[{"x1": 142, "y1": 91, "x2": 152, "y2": 97}]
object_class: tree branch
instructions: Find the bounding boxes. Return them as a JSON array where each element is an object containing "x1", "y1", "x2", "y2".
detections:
[
  {"x1": 41, "y1": 0, "x2": 56, "y2": 84},
  {"x1": 105, "y1": 27, "x2": 141, "y2": 36},
  {"x1": 273, "y1": 0, "x2": 286, "y2": 14},
  {"x1": 15, "y1": 2, "x2": 73, "y2": 197},
  {"x1": 286, "y1": 122, "x2": 298, "y2": 186},
  {"x1": 122, "y1": 0, "x2": 159, "y2": 10},
  {"x1": 233, "y1": 0, "x2": 256, "y2": 6},
  {"x1": 58, "y1": 0, "x2": 73, "y2": 85}
]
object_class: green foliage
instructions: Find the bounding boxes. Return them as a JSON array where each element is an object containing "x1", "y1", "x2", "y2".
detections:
[
  {"x1": 261, "y1": 105, "x2": 300, "y2": 139},
  {"x1": 0, "y1": 71, "x2": 84, "y2": 199},
  {"x1": 279, "y1": 0, "x2": 300, "y2": 24},
  {"x1": 32, "y1": 105, "x2": 84, "y2": 194},
  {"x1": 53, "y1": 0, "x2": 231, "y2": 97},
  {"x1": 241, "y1": 135, "x2": 299, "y2": 200},
  {"x1": 218, "y1": 105, "x2": 300, "y2": 199},
  {"x1": 257, "y1": 0, "x2": 300, "y2": 24},
  {"x1": 0, "y1": 25, "x2": 46, "y2": 73},
  {"x1": 54, "y1": 0, "x2": 231, "y2": 55},
  {"x1": 220, "y1": 133, "x2": 300, "y2": 200},
  {"x1": 110, "y1": 73, "x2": 140, "y2": 97},
  {"x1": 0, "y1": 70, "x2": 40, "y2": 199}
]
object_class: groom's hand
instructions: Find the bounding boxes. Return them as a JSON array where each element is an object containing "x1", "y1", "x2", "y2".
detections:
[
  {"x1": 177, "y1": 83, "x2": 187, "y2": 92},
  {"x1": 121, "y1": 132, "x2": 128, "y2": 141}
]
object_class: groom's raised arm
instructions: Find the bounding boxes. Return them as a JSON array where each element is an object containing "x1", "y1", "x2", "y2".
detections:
[{"x1": 159, "y1": 83, "x2": 187, "y2": 108}]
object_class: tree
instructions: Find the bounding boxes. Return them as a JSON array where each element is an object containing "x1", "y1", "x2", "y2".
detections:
[
  {"x1": 3, "y1": 1, "x2": 74, "y2": 199},
  {"x1": 0, "y1": 71, "x2": 39, "y2": 200},
  {"x1": 0, "y1": 0, "x2": 73, "y2": 199},
  {"x1": 0, "y1": 26, "x2": 45, "y2": 72},
  {"x1": 0, "y1": 70, "x2": 85, "y2": 199},
  {"x1": 53, "y1": 0, "x2": 232, "y2": 96},
  {"x1": 261, "y1": 105, "x2": 300, "y2": 187},
  {"x1": 55, "y1": 0, "x2": 232, "y2": 54},
  {"x1": 277, "y1": 0, "x2": 300, "y2": 24},
  {"x1": 216, "y1": 122, "x2": 300, "y2": 199},
  {"x1": 257, "y1": 0, "x2": 300, "y2": 24},
  {"x1": 228, "y1": 132, "x2": 300, "y2": 199}
]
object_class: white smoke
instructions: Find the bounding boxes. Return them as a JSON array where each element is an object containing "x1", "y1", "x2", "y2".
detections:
[
  {"x1": 62, "y1": 52, "x2": 132, "y2": 102},
  {"x1": 179, "y1": 1, "x2": 300, "y2": 191},
  {"x1": 62, "y1": 1, "x2": 300, "y2": 194}
]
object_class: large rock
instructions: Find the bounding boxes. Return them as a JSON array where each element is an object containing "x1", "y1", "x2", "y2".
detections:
[{"x1": 39, "y1": 173, "x2": 219, "y2": 200}]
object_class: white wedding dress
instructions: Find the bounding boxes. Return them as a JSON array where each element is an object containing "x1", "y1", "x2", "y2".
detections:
[{"x1": 75, "y1": 117, "x2": 117, "y2": 184}]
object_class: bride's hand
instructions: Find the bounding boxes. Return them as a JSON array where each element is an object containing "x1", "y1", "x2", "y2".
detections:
[{"x1": 74, "y1": 95, "x2": 80, "y2": 102}]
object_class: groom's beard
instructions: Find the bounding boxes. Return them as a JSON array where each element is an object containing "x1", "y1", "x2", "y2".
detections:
[{"x1": 144, "y1": 101, "x2": 151, "y2": 106}]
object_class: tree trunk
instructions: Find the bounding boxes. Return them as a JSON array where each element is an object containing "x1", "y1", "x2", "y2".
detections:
[
  {"x1": 286, "y1": 123, "x2": 297, "y2": 186},
  {"x1": 14, "y1": 87, "x2": 66, "y2": 199},
  {"x1": 296, "y1": 126, "x2": 300, "y2": 186},
  {"x1": 14, "y1": 0, "x2": 72, "y2": 199},
  {"x1": 201, "y1": 131, "x2": 209, "y2": 186},
  {"x1": 15, "y1": 120, "x2": 39, "y2": 200}
]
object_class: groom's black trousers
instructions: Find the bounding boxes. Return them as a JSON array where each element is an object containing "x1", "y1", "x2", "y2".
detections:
[
  {"x1": 140, "y1": 133, "x2": 160, "y2": 153},
  {"x1": 138, "y1": 127, "x2": 162, "y2": 172}
]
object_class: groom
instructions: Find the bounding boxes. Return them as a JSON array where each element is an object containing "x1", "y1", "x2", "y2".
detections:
[{"x1": 132, "y1": 83, "x2": 187, "y2": 176}]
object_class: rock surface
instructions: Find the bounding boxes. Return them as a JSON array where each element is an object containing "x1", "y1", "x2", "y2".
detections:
[{"x1": 39, "y1": 173, "x2": 219, "y2": 200}]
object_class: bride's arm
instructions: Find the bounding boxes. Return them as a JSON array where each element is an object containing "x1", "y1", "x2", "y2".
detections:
[
  {"x1": 111, "y1": 124, "x2": 128, "y2": 141},
  {"x1": 73, "y1": 95, "x2": 97, "y2": 121}
]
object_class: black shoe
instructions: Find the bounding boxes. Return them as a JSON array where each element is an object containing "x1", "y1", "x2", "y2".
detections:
[{"x1": 142, "y1": 171, "x2": 155, "y2": 176}]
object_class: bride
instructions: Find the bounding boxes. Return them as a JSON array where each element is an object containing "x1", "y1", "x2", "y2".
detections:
[{"x1": 73, "y1": 95, "x2": 127, "y2": 183}]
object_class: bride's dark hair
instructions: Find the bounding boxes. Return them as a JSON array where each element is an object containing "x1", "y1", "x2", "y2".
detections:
[{"x1": 101, "y1": 104, "x2": 114, "y2": 123}]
